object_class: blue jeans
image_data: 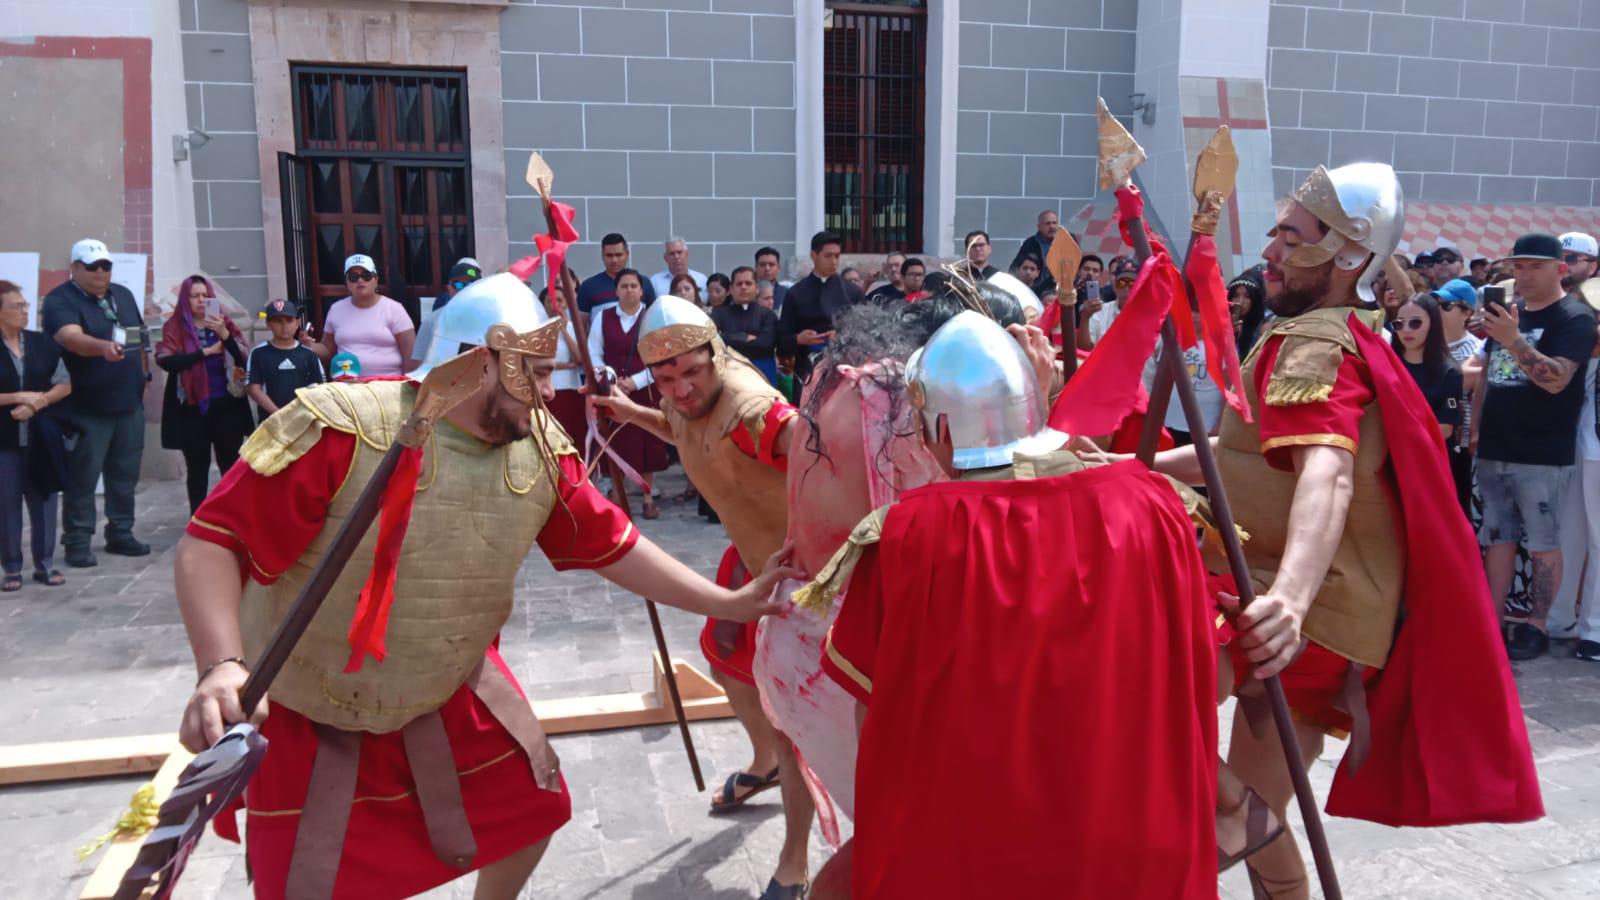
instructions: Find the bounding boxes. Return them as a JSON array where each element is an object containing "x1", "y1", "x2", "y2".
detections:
[{"x1": 0, "y1": 448, "x2": 57, "y2": 575}]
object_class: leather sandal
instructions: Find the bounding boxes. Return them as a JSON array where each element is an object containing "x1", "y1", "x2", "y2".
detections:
[
  {"x1": 1246, "y1": 856, "x2": 1309, "y2": 899},
  {"x1": 1217, "y1": 785, "x2": 1284, "y2": 872},
  {"x1": 758, "y1": 878, "x2": 809, "y2": 900},
  {"x1": 708, "y1": 766, "x2": 780, "y2": 814}
]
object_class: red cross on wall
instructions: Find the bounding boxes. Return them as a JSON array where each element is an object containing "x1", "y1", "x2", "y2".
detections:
[{"x1": 1182, "y1": 79, "x2": 1268, "y2": 254}]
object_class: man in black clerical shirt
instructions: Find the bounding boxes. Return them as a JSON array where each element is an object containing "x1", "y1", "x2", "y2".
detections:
[
  {"x1": 712, "y1": 266, "x2": 780, "y2": 383},
  {"x1": 776, "y1": 231, "x2": 864, "y2": 381}
]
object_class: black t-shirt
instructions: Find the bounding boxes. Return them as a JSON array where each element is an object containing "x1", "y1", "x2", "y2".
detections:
[
  {"x1": 40, "y1": 279, "x2": 146, "y2": 416},
  {"x1": 1402, "y1": 360, "x2": 1463, "y2": 430},
  {"x1": 247, "y1": 342, "x2": 325, "y2": 424},
  {"x1": 865, "y1": 284, "x2": 906, "y2": 307},
  {"x1": 1479, "y1": 295, "x2": 1596, "y2": 466}
]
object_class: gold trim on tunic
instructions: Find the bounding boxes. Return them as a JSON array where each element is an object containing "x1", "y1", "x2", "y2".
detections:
[{"x1": 1259, "y1": 433, "x2": 1358, "y2": 456}]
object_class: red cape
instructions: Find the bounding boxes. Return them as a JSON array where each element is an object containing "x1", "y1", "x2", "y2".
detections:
[
  {"x1": 1328, "y1": 317, "x2": 1542, "y2": 826},
  {"x1": 832, "y1": 462, "x2": 1216, "y2": 898}
]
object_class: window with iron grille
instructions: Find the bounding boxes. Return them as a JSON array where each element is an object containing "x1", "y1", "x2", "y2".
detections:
[
  {"x1": 823, "y1": 2, "x2": 926, "y2": 254},
  {"x1": 281, "y1": 65, "x2": 473, "y2": 326}
]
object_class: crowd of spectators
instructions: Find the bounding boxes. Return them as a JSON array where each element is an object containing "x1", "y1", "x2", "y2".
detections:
[{"x1": 11, "y1": 215, "x2": 1600, "y2": 667}]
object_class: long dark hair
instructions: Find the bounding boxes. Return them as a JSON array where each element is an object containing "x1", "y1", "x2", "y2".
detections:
[{"x1": 1391, "y1": 293, "x2": 1452, "y2": 382}]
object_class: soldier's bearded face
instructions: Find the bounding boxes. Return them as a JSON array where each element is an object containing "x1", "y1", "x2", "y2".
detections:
[
  {"x1": 1262, "y1": 204, "x2": 1336, "y2": 318},
  {"x1": 479, "y1": 355, "x2": 554, "y2": 445}
]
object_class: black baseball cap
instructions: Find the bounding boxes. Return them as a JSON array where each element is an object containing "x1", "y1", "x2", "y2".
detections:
[
  {"x1": 448, "y1": 261, "x2": 483, "y2": 285},
  {"x1": 1503, "y1": 232, "x2": 1563, "y2": 261},
  {"x1": 263, "y1": 298, "x2": 301, "y2": 319},
  {"x1": 1432, "y1": 247, "x2": 1462, "y2": 263},
  {"x1": 1414, "y1": 251, "x2": 1435, "y2": 266}
]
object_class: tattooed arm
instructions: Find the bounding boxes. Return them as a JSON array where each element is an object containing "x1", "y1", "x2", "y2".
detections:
[{"x1": 1507, "y1": 335, "x2": 1579, "y2": 394}]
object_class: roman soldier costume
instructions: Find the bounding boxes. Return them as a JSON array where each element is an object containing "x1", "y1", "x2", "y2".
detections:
[{"x1": 188, "y1": 275, "x2": 638, "y2": 898}]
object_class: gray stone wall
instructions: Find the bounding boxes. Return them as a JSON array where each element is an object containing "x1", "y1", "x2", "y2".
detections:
[
  {"x1": 179, "y1": 0, "x2": 268, "y2": 309},
  {"x1": 1267, "y1": 0, "x2": 1600, "y2": 207},
  {"x1": 955, "y1": 0, "x2": 1136, "y2": 265},
  {"x1": 500, "y1": 0, "x2": 798, "y2": 279}
]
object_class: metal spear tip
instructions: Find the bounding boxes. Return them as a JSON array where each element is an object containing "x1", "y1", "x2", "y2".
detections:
[
  {"x1": 1045, "y1": 229, "x2": 1084, "y2": 298},
  {"x1": 1096, "y1": 96, "x2": 1146, "y2": 192},
  {"x1": 1193, "y1": 126, "x2": 1239, "y2": 203},
  {"x1": 525, "y1": 152, "x2": 555, "y2": 203}
]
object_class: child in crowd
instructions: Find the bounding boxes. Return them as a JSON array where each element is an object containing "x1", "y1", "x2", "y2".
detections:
[{"x1": 246, "y1": 299, "x2": 325, "y2": 425}]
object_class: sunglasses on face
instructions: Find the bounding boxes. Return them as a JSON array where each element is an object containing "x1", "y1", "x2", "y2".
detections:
[
  {"x1": 1388, "y1": 317, "x2": 1427, "y2": 332},
  {"x1": 1438, "y1": 302, "x2": 1466, "y2": 312},
  {"x1": 346, "y1": 270, "x2": 376, "y2": 283},
  {"x1": 80, "y1": 260, "x2": 112, "y2": 273},
  {"x1": 1563, "y1": 254, "x2": 1595, "y2": 265},
  {"x1": 451, "y1": 280, "x2": 471, "y2": 291},
  {"x1": 1114, "y1": 276, "x2": 1136, "y2": 287}
]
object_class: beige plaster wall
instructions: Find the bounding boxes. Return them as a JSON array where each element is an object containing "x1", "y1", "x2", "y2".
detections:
[
  {"x1": 0, "y1": 57, "x2": 126, "y2": 260},
  {"x1": 245, "y1": 0, "x2": 509, "y2": 305}
]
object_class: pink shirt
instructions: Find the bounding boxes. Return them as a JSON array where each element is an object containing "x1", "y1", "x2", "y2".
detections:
[{"x1": 323, "y1": 295, "x2": 412, "y2": 377}]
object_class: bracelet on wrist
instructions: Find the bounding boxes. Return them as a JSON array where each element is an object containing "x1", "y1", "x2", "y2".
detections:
[{"x1": 197, "y1": 656, "x2": 248, "y2": 685}]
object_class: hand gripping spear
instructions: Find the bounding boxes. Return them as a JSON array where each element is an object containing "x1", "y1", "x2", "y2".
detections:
[
  {"x1": 525, "y1": 154, "x2": 706, "y2": 793},
  {"x1": 113, "y1": 349, "x2": 490, "y2": 900},
  {"x1": 1095, "y1": 100, "x2": 1344, "y2": 899}
]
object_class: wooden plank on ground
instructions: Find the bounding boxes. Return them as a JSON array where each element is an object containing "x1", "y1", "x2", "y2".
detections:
[
  {"x1": 0, "y1": 734, "x2": 181, "y2": 786},
  {"x1": 534, "y1": 657, "x2": 732, "y2": 735},
  {"x1": 79, "y1": 747, "x2": 194, "y2": 900}
]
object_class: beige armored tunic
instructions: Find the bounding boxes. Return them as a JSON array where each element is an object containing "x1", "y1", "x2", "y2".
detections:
[
  {"x1": 1211, "y1": 307, "x2": 1403, "y2": 668},
  {"x1": 236, "y1": 380, "x2": 571, "y2": 733}
]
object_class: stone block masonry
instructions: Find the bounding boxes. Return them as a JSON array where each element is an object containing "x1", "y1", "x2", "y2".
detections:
[
  {"x1": 1266, "y1": 0, "x2": 1600, "y2": 211},
  {"x1": 502, "y1": 0, "x2": 799, "y2": 279}
]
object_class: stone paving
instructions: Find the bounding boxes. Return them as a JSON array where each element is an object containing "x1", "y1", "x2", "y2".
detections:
[{"x1": 2, "y1": 470, "x2": 1598, "y2": 899}]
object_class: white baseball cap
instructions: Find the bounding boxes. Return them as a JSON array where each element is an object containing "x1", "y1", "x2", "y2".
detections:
[
  {"x1": 1559, "y1": 232, "x2": 1598, "y2": 258},
  {"x1": 70, "y1": 239, "x2": 112, "y2": 266},
  {"x1": 343, "y1": 253, "x2": 377, "y2": 274}
]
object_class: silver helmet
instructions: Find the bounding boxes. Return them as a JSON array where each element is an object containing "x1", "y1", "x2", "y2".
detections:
[
  {"x1": 637, "y1": 294, "x2": 718, "y2": 366},
  {"x1": 410, "y1": 272, "x2": 564, "y2": 402},
  {"x1": 985, "y1": 271, "x2": 1044, "y2": 322},
  {"x1": 1281, "y1": 162, "x2": 1405, "y2": 302},
  {"x1": 906, "y1": 311, "x2": 1064, "y2": 470}
]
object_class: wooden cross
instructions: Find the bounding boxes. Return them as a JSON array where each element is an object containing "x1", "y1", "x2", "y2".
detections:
[{"x1": 1182, "y1": 79, "x2": 1268, "y2": 255}]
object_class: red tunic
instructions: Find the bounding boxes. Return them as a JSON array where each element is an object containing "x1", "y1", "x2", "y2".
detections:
[
  {"x1": 821, "y1": 462, "x2": 1217, "y2": 899},
  {"x1": 188, "y1": 429, "x2": 637, "y2": 899},
  {"x1": 698, "y1": 399, "x2": 797, "y2": 685}
]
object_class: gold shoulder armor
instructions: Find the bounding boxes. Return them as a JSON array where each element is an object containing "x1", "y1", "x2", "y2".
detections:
[
  {"x1": 1262, "y1": 311, "x2": 1356, "y2": 407},
  {"x1": 792, "y1": 505, "x2": 890, "y2": 616},
  {"x1": 239, "y1": 381, "x2": 406, "y2": 476}
]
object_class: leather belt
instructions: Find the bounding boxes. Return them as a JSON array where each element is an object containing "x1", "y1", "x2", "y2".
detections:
[
  {"x1": 284, "y1": 725, "x2": 361, "y2": 900},
  {"x1": 467, "y1": 658, "x2": 563, "y2": 793}
]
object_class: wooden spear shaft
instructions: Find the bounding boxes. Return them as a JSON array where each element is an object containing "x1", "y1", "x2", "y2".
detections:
[
  {"x1": 1122, "y1": 214, "x2": 1344, "y2": 900},
  {"x1": 552, "y1": 260, "x2": 705, "y2": 793}
]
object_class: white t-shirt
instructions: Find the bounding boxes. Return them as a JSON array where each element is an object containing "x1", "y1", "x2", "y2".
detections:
[
  {"x1": 649, "y1": 269, "x2": 707, "y2": 300},
  {"x1": 324, "y1": 295, "x2": 413, "y2": 377},
  {"x1": 1141, "y1": 337, "x2": 1224, "y2": 434},
  {"x1": 1449, "y1": 334, "x2": 1483, "y2": 449},
  {"x1": 1577, "y1": 358, "x2": 1600, "y2": 462},
  {"x1": 1087, "y1": 301, "x2": 1120, "y2": 346},
  {"x1": 552, "y1": 318, "x2": 582, "y2": 391}
]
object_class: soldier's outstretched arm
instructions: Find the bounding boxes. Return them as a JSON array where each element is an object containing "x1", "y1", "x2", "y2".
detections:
[{"x1": 596, "y1": 537, "x2": 797, "y2": 621}]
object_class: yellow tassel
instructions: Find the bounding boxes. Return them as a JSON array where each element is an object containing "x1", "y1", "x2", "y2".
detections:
[
  {"x1": 1263, "y1": 378, "x2": 1334, "y2": 407},
  {"x1": 792, "y1": 580, "x2": 837, "y2": 617},
  {"x1": 76, "y1": 782, "x2": 160, "y2": 861}
]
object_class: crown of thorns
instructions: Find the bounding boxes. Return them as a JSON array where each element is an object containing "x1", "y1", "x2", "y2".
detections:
[{"x1": 937, "y1": 262, "x2": 997, "y2": 320}]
